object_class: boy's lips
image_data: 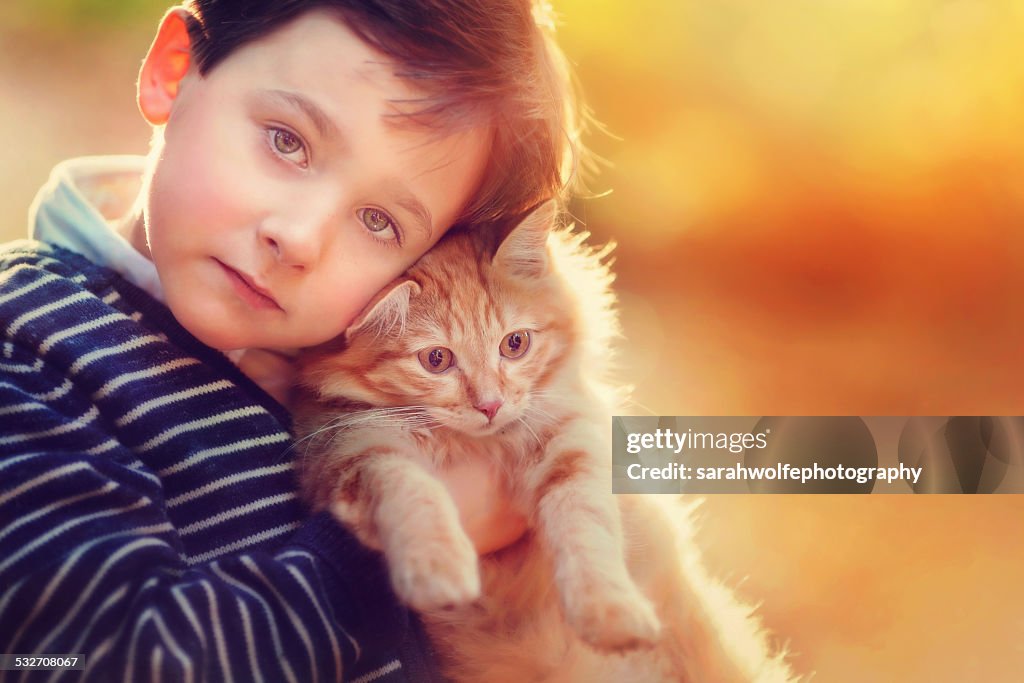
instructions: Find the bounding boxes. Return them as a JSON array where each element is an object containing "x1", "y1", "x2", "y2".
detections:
[{"x1": 214, "y1": 259, "x2": 283, "y2": 311}]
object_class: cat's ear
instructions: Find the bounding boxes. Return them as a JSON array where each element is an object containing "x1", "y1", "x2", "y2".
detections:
[
  {"x1": 492, "y1": 200, "x2": 557, "y2": 278},
  {"x1": 345, "y1": 278, "x2": 421, "y2": 340}
]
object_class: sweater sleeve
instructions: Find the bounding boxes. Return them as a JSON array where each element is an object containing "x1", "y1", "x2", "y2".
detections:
[{"x1": 0, "y1": 337, "x2": 419, "y2": 682}]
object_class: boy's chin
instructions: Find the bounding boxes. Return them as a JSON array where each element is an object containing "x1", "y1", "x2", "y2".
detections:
[
  {"x1": 177, "y1": 312, "x2": 248, "y2": 351},
  {"x1": 166, "y1": 296, "x2": 286, "y2": 352},
  {"x1": 175, "y1": 311, "x2": 263, "y2": 352}
]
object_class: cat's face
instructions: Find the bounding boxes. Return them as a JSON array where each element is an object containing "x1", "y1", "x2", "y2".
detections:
[{"x1": 301, "y1": 202, "x2": 576, "y2": 436}]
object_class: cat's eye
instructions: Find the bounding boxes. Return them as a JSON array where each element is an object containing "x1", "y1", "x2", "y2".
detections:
[
  {"x1": 500, "y1": 330, "x2": 531, "y2": 359},
  {"x1": 418, "y1": 346, "x2": 455, "y2": 373}
]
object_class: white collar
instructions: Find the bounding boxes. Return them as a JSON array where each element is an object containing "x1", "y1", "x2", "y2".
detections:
[{"x1": 29, "y1": 155, "x2": 164, "y2": 302}]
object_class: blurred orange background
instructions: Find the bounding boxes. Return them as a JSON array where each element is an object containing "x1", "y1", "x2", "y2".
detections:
[{"x1": 2, "y1": 1, "x2": 1023, "y2": 680}]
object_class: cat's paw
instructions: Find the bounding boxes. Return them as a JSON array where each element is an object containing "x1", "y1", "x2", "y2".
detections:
[
  {"x1": 566, "y1": 582, "x2": 661, "y2": 652},
  {"x1": 389, "y1": 529, "x2": 481, "y2": 612}
]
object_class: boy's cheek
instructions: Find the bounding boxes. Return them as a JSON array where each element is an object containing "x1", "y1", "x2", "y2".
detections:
[
  {"x1": 300, "y1": 272, "x2": 396, "y2": 345},
  {"x1": 300, "y1": 290, "x2": 367, "y2": 345},
  {"x1": 157, "y1": 105, "x2": 265, "y2": 220}
]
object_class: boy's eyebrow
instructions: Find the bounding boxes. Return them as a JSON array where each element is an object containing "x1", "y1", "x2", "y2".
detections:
[
  {"x1": 386, "y1": 181, "x2": 433, "y2": 239},
  {"x1": 260, "y1": 89, "x2": 340, "y2": 140}
]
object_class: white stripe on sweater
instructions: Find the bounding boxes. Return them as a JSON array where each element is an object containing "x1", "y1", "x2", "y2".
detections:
[
  {"x1": 202, "y1": 580, "x2": 235, "y2": 683},
  {"x1": 184, "y1": 522, "x2": 300, "y2": 565},
  {"x1": 117, "y1": 380, "x2": 235, "y2": 427},
  {"x1": 92, "y1": 358, "x2": 202, "y2": 401},
  {"x1": 7, "y1": 255, "x2": 73, "y2": 273},
  {"x1": 157, "y1": 433, "x2": 290, "y2": 478},
  {"x1": 0, "y1": 451, "x2": 46, "y2": 473},
  {"x1": 0, "y1": 376, "x2": 73, "y2": 401},
  {"x1": 210, "y1": 562, "x2": 299, "y2": 683},
  {"x1": 0, "y1": 480, "x2": 118, "y2": 544},
  {"x1": 225, "y1": 585, "x2": 264, "y2": 683},
  {"x1": 85, "y1": 438, "x2": 121, "y2": 456},
  {"x1": 38, "y1": 313, "x2": 124, "y2": 355},
  {"x1": 124, "y1": 458, "x2": 163, "y2": 486},
  {"x1": 0, "y1": 402, "x2": 47, "y2": 417},
  {"x1": 68, "y1": 334, "x2": 164, "y2": 375},
  {"x1": 228, "y1": 588, "x2": 264, "y2": 683},
  {"x1": 0, "y1": 461, "x2": 91, "y2": 506},
  {"x1": 0, "y1": 405, "x2": 98, "y2": 446},
  {"x1": 78, "y1": 635, "x2": 115, "y2": 681},
  {"x1": 285, "y1": 564, "x2": 343, "y2": 682},
  {"x1": 126, "y1": 608, "x2": 194, "y2": 683},
  {"x1": 351, "y1": 660, "x2": 403, "y2": 683},
  {"x1": 177, "y1": 493, "x2": 295, "y2": 537},
  {"x1": 5, "y1": 290, "x2": 93, "y2": 336},
  {"x1": 0, "y1": 267, "x2": 63, "y2": 305},
  {"x1": 135, "y1": 407, "x2": 269, "y2": 453},
  {"x1": 171, "y1": 586, "x2": 208, "y2": 649},
  {"x1": 0, "y1": 575, "x2": 23, "y2": 633},
  {"x1": 151, "y1": 645, "x2": 164, "y2": 683},
  {"x1": 166, "y1": 464, "x2": 293, "y2": 508},
  {"x1": 0, "y1": 358, "x2": 43, "y2": 374},
  {"x1": 242, "y1": 557, "x2": 319, "y2": 683}
]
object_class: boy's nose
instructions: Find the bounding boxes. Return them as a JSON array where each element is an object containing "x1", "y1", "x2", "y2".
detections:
[
  {"x1": 258, "y1": 212, "x2": 330, "y2": 270},
  {"x1": 263, "y1": 235, "x2": 285, "y2": 261},
  {"x1": 262, "y1": 233, "x2": 312, "y2": 270}
]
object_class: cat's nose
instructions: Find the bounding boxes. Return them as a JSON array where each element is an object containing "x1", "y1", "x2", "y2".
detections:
[{"x1": 475, "y1": 400, "x2": 503, "y2": 422}]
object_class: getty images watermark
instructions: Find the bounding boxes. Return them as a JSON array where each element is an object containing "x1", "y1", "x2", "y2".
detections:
[{"x1": 612, "y1": 416, "x2": 1024, "y2": 494}]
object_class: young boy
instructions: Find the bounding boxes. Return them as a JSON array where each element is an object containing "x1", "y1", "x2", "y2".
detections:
[{"x1": 0, "y1": 1, "x2": 578, "y2": 680}]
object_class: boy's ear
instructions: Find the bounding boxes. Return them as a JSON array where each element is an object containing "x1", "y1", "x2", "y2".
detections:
[
  {"x1": 138, "y1": 7, "x2": 194, "y2": 125},
  {"x1": 492, "y1": 199, "x2": 558, "y2": 278},
  {"x1": 344, "y1": 278, "x2": 422, "y2": 340}
]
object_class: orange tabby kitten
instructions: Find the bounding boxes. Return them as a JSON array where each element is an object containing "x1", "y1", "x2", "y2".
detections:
[{"x1": 295, "y1": 202, "x2": 796, "y2": 682}]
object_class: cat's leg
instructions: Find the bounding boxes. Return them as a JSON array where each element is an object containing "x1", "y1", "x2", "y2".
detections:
[
  {"x1": 329, "y1": 441, "x2": 481, "y2": 612},
  {"x1": 529, "y1": 417, "x2": 662, "y2": 652}
]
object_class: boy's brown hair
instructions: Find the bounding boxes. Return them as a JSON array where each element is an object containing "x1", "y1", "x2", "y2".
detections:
[{"x1": 183, "y1": 0, "x2": 582, "y2": 233}]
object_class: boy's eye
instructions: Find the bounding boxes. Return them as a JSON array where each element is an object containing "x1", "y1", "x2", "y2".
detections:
[
  {"x1": 359, "y1": 208, "x2": 400, "y2": 243},
  {"x1": 267, "y1": 127, "x2": 308, "y2": 167}
]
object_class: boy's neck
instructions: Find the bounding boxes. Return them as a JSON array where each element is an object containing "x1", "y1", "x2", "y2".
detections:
[{"x1": 115, "y1": 205, "x2": 153, "y2": 261}]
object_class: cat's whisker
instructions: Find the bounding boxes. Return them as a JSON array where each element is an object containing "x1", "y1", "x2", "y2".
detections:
[
  {"x1": 298, "y1": 407, "x2": 442, "y2": 452},
  {"x1": 525, "y1": 389, "x2": 563, "y2": 409},
  {"x1": 280, "y1": 417, "x2": 353, "y2": 462},
  {"x1": 521, "y1": 400, "x2": 559, "y2": 429},
  {"x1": 515, "y1": 415, "x2": 543, "y2": 449}
]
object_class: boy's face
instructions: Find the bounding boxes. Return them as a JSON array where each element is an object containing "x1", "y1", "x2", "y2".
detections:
[{"x1": 138, "y1": 10, "x2": 489, "y2": 351}]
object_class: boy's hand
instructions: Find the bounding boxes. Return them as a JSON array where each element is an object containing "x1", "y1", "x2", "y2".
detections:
[{"x1": 436, "y1": 458, "x2": 526, "y2": 555}]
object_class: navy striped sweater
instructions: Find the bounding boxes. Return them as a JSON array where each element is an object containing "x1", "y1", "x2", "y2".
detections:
[{"x1": 0, "y1": 241, "x2": 440, "y2": 682}]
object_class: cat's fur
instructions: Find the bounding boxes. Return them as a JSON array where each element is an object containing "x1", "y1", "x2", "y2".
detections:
[{"x1": 294, "y1": 203, "x2": 797, "y2": 682}]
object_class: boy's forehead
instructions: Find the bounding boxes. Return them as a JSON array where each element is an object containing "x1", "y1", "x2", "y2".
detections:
[
  {"x1": 209, "y1": 8, "x2": 468, "y2": 147},
  {"x1": 215, "y1": 9, "x2": 417, "y2": 100}
]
